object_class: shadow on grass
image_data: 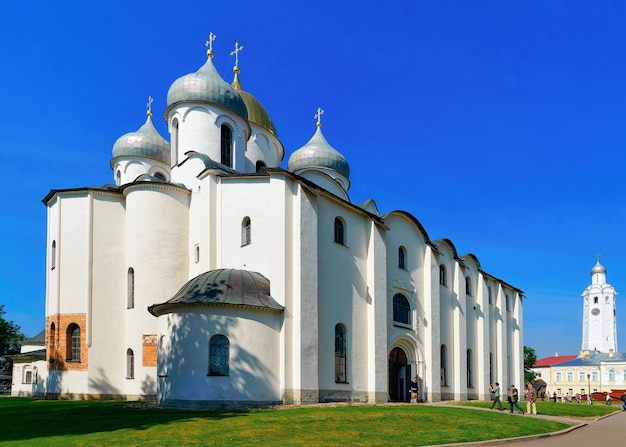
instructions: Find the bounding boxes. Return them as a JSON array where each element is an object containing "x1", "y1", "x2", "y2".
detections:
[{"x1": 0, "y1": 398, "x2": 249, "y2": 443}]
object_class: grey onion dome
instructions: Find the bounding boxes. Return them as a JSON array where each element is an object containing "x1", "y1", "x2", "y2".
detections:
[
  {"x1": 591, "y1": 260, "x2": 606, "y2": 275},
  {"x1": 148, "y1": 268, "x2": 283, "y2": 316},
  {"x1": 287, "y1": 126, "x2": 350, "y2": 178},
  {"x1": 111, "y1": 114, "x2": 170, "y2": 165},
  {"x1": 166, "y1": 56, "x2": 248, "y2": 120}
]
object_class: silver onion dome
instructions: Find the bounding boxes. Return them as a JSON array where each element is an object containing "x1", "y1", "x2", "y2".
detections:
[
  {"x1": 111, "y1": 114, "x2": 170, "y2": 165},
  {"x1": 166, "y1": 55, "x2": 248, "y2": 121},
  {"x1": 288, "y1": 124, "x2": 350, "y2": 178}
]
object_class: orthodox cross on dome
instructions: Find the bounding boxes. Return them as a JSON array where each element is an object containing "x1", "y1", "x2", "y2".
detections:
[
  {"x1": 314, "y1": 107, "x2": 324, "y2": 127},
  {"x1": 146, "y1": 96, "x2": 153, "y2": 117},
  {"x1": 595, "y1": 252, "x2": 602, "y2": 262},
  {"x1": 205, "y1": 32, "x2": 216, "y2": 58},
  {"x1": 230, "y1": 40, "x2": 244, "y2": 72}
]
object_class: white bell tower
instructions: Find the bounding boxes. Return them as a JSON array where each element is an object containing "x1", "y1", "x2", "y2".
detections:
[{"x1": 581, "y1": 257, "x2": 618, "y2": 353}]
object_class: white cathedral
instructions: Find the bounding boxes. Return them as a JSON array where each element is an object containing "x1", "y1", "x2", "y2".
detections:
[{"x1": 21, "y1": 36, "x2": 525, "y2": 407}]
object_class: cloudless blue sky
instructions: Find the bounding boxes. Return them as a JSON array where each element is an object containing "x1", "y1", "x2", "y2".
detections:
[{"x1": 1, "y1": 1, "x2": 625, "y2": 359}]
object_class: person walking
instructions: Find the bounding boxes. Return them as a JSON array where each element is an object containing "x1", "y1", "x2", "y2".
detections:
[
  {"x1": 526, "y1": 383, "x2": 537, "y2": 415},
  {"x1": 605, "y1": 393, "x2": 612, "y2": 405},
  {"x1": 508, "y1": 385, "x2": 524, "y2": 414},
  {"x1": 409, "y1": 376, "x2": 419, "y2": 403},
  {"x1": 489, "y1": 382, "x2": 504, "y2": 411},
  {"x1": 620, "y1": 392, "x2": 626, "y2": 411}
]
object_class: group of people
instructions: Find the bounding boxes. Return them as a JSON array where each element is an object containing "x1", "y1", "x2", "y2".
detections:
[{"x1": 489, "y1": 383, "x2": 537, "y2": 415}]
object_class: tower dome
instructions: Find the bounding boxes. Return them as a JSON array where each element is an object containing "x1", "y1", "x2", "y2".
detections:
[
  {"x1": 591, "y1": 260, "x2": 606, "y2": 275},
  {"x1": 288, "y1": 110, "x2": 350, "y2": 178},
  {"x1": 111, "y1": 106, "x2": 170, "y2": 166},
  {"x1": 166, "y1": 45, "x2": 248, "y2": 120}
]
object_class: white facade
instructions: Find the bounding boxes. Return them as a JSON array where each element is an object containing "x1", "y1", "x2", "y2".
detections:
[{"x1": 39, "y1": 41, "x2": 524, "y2": 407}]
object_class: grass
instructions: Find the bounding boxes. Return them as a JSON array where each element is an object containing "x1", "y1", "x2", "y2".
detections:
[
  {"x1": 0, "y1": 397, "x2": 599, "y2": 447},
  {"x1": 460, "y1": 399, "x2": 622, "y2": 418}
]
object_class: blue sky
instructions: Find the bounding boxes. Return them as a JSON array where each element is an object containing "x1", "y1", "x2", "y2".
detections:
[{"x1": 1, "y1": 1, "x2": 625, "y2": 359}]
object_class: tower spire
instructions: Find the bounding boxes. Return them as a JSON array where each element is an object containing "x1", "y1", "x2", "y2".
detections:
[
  {"x1": 230, "y1": 40, "x2": 244, "y2": 74},
  {"x1": 314, "y1": 107, "x2": 324, "y2": 128},
  {"x1": 205, "y1": 32, "x2": 216, "y2": 59}
]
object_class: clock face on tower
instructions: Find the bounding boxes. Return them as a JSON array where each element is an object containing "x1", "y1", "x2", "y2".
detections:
[{"x1": 591, "y1": 308, "x2": 600, "y2": 316}]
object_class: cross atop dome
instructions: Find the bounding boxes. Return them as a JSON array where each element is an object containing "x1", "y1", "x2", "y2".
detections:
[
  {"x1": 146, "y1": 96, "x2": 153, "y2": 117},
  {"x1": 315, "y1": 107, "x2": 324, "y2": 127},
  {"x1": 205, "y1": 32, "x2": 216, "y2": 59},
  {"x1": 231, "y1": 40, "x2": 244, "y2": 73}
]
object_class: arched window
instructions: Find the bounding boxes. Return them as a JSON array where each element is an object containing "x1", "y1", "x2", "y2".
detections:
[
  {"x1": 439, "y1": 265, "x2": 447, "y2": 286},
  {"x1": 127, "y1": 267, "x2": 134, "y2": 309},
  {"x1": 609, "y1": 369, "x2": 616, "y2": 381},
  {"x1": 488, "y1": 287, "x2": 493, "y2": 305},
  {"x1": 172, "y1": 118, "x2": 179, "y2": 166},
  {"x1": 126, "y1": 349, "x2": 134, "y2": 379},
  {"x1": 392, "y1": 294, "x2": 411, "y2": 325},
  {"x1": 398, "y1": 246, "x2": 406, "y2": 269},
  {"x1": 67, "y1": 324, "x2": 81, "y2": 362},
  {"x1": 241, "y1": 217, "x2": 251, "y2": 246},
  {"x1": 24, "y1": 369, "x2": 32, "y2": 384},
  {"x1": 334, "y1": 217, "x2": 345, "y2": 245},
  {"x1": 594, "y1": 297, "x2": 598, "y2": 304},
  {"x1": 465, "y1": 277, "x2": 472, "y2": 296},
  {"x1": 209, "y1": 335, "x2": 229, "y2": 376},
  {"x1": 51, "y1": 240, "x2": 56, "y2": 270},
  {"x1": 221, "y1": 125, "x2": 233, "y2": 168},
  {"x1": 467, "y1": 349, "x2": 473, "y2": 387},
  {"x1": 256, "y1": 160, "x2": 267, "y2": 172},
  {"x1": 49, "y1": 322, "x2": 56, "y2": 362},
  {"x1": 153, "y1": 172, "x2": 166, "y2": 181},
  {"x1": 116, "y1": 170, "x2": 121, "y2": 186},
  {"x1": 335, "y1": 324, "x2": 347, "y2": 383},
  {"x1": 440, "y1": 344, "x2": 448, "y2": 386},
  {"x1": 194, "y1": 244, "x2": 200, "y2": 263}
]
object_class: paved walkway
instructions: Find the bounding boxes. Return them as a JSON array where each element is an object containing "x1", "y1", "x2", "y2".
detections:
[{"x1": 429, "y1": 405, "x2": 625, "y2": 447}]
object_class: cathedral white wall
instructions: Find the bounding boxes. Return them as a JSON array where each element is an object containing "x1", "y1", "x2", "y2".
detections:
[
  {"x1": 244, "y1": 124, "x2": 282, "y2": 170},
  {"x1": 124, "y1": 185, "x2": 190, "y2": 396},
  {"x1": 157, "y1": 308, "x2": 282, "y2": 405}
]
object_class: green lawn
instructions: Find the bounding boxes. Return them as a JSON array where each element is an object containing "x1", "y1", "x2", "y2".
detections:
[
  {"x1": 0, "y1": 398, "x2": 591, "y2": 447},
  {"x1": 460, "y1": 399, "x2": 622, "y2": 418}
]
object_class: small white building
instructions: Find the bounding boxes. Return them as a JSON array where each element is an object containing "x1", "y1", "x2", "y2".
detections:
[
  {"x1": 10, "y1": 330, "x2": 46, "y2": 397},
  {"x1": 39, "y1": 37, "x2": 524, "y2": 408}
]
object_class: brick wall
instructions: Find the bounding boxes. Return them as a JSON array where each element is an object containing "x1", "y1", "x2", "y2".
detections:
[
  {"x1": 142, "y1": 334, "x2": 157, "y2": 367},
  {"x1": 45, "y1": 313, "x2": 88, "y2": 371}
]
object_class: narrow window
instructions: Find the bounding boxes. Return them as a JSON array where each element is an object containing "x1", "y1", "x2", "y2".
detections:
[
  {"x1": 256, "y1": 160, "x2": 266, "y2": 172},
  {"x1": 334, "y1": 217, "x2": 345, "y2": 245},
  {"x1": 398, "y1": 246, "x2": 406, "y2": 269},
  {"x1": 609, "y1": 369, "x2": 616, "y2": 381},
  {"x1": 49, "y1": 322, "x2": 56, "y2": 362},
  {"x1": 158, "y1": 335, "x2": 167, "y2": 377},
  {"x1": 116, "y1": 170, "x2": 121, "y2": 186},
  {"x1": 67, "y1": 324, "x2": 81, "y2": 362},
  {"x1": 505, "y1": 294, "x2": 511, "y2": 312},
  {"x1": 51, "y1": 240, "x2": 56, "y2": 270},
  {"x1": 567, "y1": 370, "x2": 573, "y2": 381},
  {"x1": 488, "y1": 287, "x2": 493, "y2": 305},
  {"x1": 439, "y1": 265, "x2": 447, "y2": 286},
  {"x1": 594, "y1": 297, "x2": 598, "y2": 304},
  {"x1": 24, "y1": 370, "x2": 32, "y2": 384},
  {"x1": 209, "y1": 335, "x2": 229, "y2": 376},
  {"x1": 440, "y1": 344, "x2": 448, "y2": 386},
  {"x1": 172, "y1": 118, "x2": 179, "y2": 166},
  {"x1": 221, "y1": 125, "x2": 233, "y2": 168},
  {"x1": 392, "y1": 294, "x2": 410, "y2": 325},
  {"x1": 127, "y1": 268, "x2": 135, "y2": 309},
  {"x1": 489, "y1": 352, "x2": 493, "y2": 385},
  {"x1": 556, "y1": 371, "x2": 562, "y2": 381},
  {"x1": 467, "y1": 349, "x2": 473, "y2": 387},
  {"x1": 127, "y1": 349, "x2": 134, "y2": 379},
  {"x1": 194, "y1": 244, "x2": 200, "y2": 263},
  {"x1": 335, "y1": 324, "x2": 347, "y2": 383},
  {"x1": 241, "y1": 217, "x2": 251, "y2": 246},
  {"x1": 465, "y1": 277, "x2": 472, "y2": 296}
]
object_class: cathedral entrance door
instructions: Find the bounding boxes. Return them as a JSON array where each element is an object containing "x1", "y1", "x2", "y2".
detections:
[{"x1": 388, "y1": 347, "x2": 410, "y2": 402}]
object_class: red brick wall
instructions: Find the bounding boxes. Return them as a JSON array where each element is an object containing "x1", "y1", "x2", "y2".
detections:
[
  {"x1": 142, "y1": 334, "x2": 157, "y2": 367},
  {"x1": 46, "y1": 314, "x2": 88, "y2": 371}
]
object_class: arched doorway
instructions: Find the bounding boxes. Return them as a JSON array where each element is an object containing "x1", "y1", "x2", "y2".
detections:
[{"x1": 388, "y1": 347, "x2": 410, "y2": 402}]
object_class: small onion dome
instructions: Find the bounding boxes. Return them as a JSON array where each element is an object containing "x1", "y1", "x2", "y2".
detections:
[
  {"x1": 166, "y1": 54, "x2": 248, "y2": 121},
  {"x1": 288, "y1": 125, "x2": 350, "y2": 178},
  {"x1": 231, "y1": 70, "x2": 277, "y2": 137},
  {"x1": 111, "y1": 114, "x2": 170, "y2": 165},
  {"x1": 148, "y1": 268, "x2": 283, "y2": 317},
  {"x1": 591, "y1": 260, "x2": 606, "y2": 275}
]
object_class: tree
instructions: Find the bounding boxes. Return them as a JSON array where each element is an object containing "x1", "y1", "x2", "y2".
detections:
[
  {"x1": 524, "y1": 346, "x2": 537, "y2": 385},
  {"x1": 0, "y1": 305, "x2": 25, "y2": 356}
]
